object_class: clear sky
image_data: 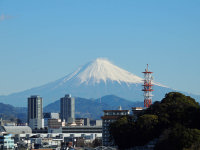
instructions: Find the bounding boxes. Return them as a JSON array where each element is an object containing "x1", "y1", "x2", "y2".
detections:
[{"x1": 0, "y1": 0, "x2": 200, "y2": 95}]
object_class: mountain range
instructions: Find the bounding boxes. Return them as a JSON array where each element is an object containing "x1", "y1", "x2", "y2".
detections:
[
  {"x1": 44, "y1": 95, "x2": 144, "y2": 119},
  {"x1": 0, "y1": 58, "x2": 199, "y2": 107},
  {"x1": 0, "y1": 95, "x2": 143, "y2": 122}
]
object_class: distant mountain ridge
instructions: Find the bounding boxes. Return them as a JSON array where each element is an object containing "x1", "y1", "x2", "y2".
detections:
[
  {"x1": 0, "y1": 94, "x2": 199, "y2": 121},
  {"x1": 44, "y1": 95, "x2": 144, "y2": 119},
  {"x1": 0, "y1": 58, "x2": 199, "y2": 106},
  {"x1": 0, "y1": 95, "x2": 143, "y2": 121},
  {"x1": 0, "y1": 103, "x2": 26, "y2": 122}
]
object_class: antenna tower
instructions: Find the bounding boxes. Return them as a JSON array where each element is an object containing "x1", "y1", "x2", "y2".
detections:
[{"x1": 142, "y1": 64, "x2": 153, "y2": 108}]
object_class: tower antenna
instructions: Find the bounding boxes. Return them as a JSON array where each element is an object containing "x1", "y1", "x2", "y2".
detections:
[{"x1": 142, "y1": 64, "x2": 154, "y2": 108}]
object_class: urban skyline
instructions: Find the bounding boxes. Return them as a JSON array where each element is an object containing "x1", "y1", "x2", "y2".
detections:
[{"x1": 1, "y1": 1, "x2": 199, "y2": 149}]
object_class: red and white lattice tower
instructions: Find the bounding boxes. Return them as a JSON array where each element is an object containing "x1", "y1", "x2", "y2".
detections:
[{"x1": 142, "y1": 64, "x2": 153, "y2": 108}]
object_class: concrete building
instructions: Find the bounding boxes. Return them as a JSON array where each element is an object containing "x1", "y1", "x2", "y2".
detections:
[
  {"x1": 62, "y1": 126, "x2": 102, "y2": 134},
  {"x1": 75, "y1": 118, "x2": 84, "y2": 126},
  {"x1": 75, "y1": 118, "x2": 102, "y2": 126},
  {"x1": 43, "y1": 112, "x2": 60, "y2": 127},
  {"x1": 0, "y1": 133, "x2": 15, "y2": 149},
  {"x1": 28, "y1": 95, "x2": 44, "y2": 129},
  {"x1": 60, "y1": 94, "x2": 75, "y2": 125},
  {"x1": 76, "y1": 118, "x2": 91, "y2": 126},
  {"x1": 14, "y1": 132, "x2": 102, "y2": 149},
  {"x1": 30, "y1": 136, "x2": 63, "y2": 149},
  {"x1": 101, "y1": 109, "x2": 130, "y2": 146},
  {"x1": 0, "y1": 126, "x2": 32, "y2": 134},
  {"x1": 90, "y1": 120, "x2": 102, "y2": 126},
  {"x1": 48, "y1": 119, "x2": 65, "y2": 133}
]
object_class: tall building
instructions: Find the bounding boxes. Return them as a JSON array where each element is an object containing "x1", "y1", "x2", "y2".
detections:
[
  {"x1": 28, "y1": 95, "x2": 44, "y2": 129},
  {"x1": 60, "y1": 94, "x2": 75, "y2": 124},
  {"x1": 101, "y1": 107, "x2": 130, "y2": 146}
]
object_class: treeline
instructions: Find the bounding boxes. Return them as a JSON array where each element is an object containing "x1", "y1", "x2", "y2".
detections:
[{"x1": 109, "y1": 92, "x2": 200, "y2": 150}]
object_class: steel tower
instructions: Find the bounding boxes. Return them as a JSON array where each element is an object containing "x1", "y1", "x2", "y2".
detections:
[{"x1": 142, "y1": 64, "x2": 153, "y2": 108}]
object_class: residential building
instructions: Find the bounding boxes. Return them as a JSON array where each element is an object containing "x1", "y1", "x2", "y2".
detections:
[
  {"x1": 28, "y1": 95, "x2": 44, "y2": 129},
  {"x1": 0, "y1": 133, "x2": 15, "y2": 149},
  {"x1": 60, "y1": 94, "x2": 75, "y2": 125}
]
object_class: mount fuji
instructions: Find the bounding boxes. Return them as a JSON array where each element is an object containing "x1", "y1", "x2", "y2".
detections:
[{"x1": 0, "y1": 58, "x2": 199, "y2": 107}]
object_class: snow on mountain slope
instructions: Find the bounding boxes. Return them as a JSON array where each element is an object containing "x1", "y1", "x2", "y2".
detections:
[
  {"x1": 76, "y1": 58, "x2": 143, "y2": 84},
  {"x1": 55, "y1": 58, "x2": 165, "y2": 87},
  {"x1": 1, "y1": 58, "x2": 197, "y2": 107}
]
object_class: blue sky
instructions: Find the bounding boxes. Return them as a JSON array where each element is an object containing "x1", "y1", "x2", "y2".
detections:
[{"x1": 0, "y1": 0, "x2": 200, "y2": 95}]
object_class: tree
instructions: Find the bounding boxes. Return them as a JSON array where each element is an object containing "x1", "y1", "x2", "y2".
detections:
[
  {"x1": 92, "y1": 138, "x2": 102, "y2": 147},
  {"x1": 135, "y1": 114, "x2": 159, "y2": 145},
  {"x1": 146, "y1": 92, "x2": 200, "y2": 129},
  {"x1": 155, "y1": 124, "x2": 200, "y2": 150},
  {"x1": 109, "y1": 116, "x2": 135, "y2": 149},
  {"x1": 109, "y1": 92, "x2": 200, "y2": 149}
]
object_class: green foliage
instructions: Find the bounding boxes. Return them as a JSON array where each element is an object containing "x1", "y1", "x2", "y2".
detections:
[
  {"x1": 109, "y1": 92, "x2": 200, "y2": 150},
  {"x1": 146, "y1": 92, "x2": 200, "y2": 129},
  {"x1": 155, "y1": 124, "x2": 200, "y2": 150},
  {"x1": 109, "y1": 114, "x2": 159, "y2": 149},
  {"x1": 109, "y1": 116, "x2": 135, "y2": 149},
  {"x1": 92, "y1": 138, "x2": 102, "y2": 147},
  {"x1": 137, "y1": 114, "x2": 158, "y2": 129}
]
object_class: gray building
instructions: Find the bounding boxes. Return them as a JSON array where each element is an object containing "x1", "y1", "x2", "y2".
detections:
[
  {"x1": 60, "y1": 94, "x2": 75, "y2": 124},
  {"x1": 28, "y1": 95, "x2": 44, "y2": 129}
]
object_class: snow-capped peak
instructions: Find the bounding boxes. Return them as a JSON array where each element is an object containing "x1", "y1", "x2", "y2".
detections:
[{"x1": 62, "y1": 58, "x2": 144, "y2": 85}]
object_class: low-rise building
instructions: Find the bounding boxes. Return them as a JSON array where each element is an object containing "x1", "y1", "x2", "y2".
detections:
[
  {"x1": 48, "y1": 119, "x2": 65, "y2": 133},
  {"x1": 76, "y1": 118, "x2": 90, "y2": 126},
  {"x1": 43, "y1": 112, "x2": 60, "y2": 127},
  {"x1": 90, "y1": 120, "x2": 102, "y2": 126},
  {"x1": 62, "y1": 126, "x2": 102, "y2": 134},
  {"x1": 75, "y1": 118, "x2": 84, "y2": 126},
  {"x1": 0, "y1": 133, "x2": 15, "y2": 149},
  {"x1": 0, "y1": 126, "x2": 32, "y2": 134}
]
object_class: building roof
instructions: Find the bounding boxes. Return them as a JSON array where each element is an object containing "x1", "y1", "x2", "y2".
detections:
[
  {"x1": 103, "y1": 110, "x2": 130, "y2": 112},
  {"x1": 0, "y1": 126, "x2": 32, "y2": 134},
  {"x1": 132, "y1": 107, "x2": 145, "y2": 110}
]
